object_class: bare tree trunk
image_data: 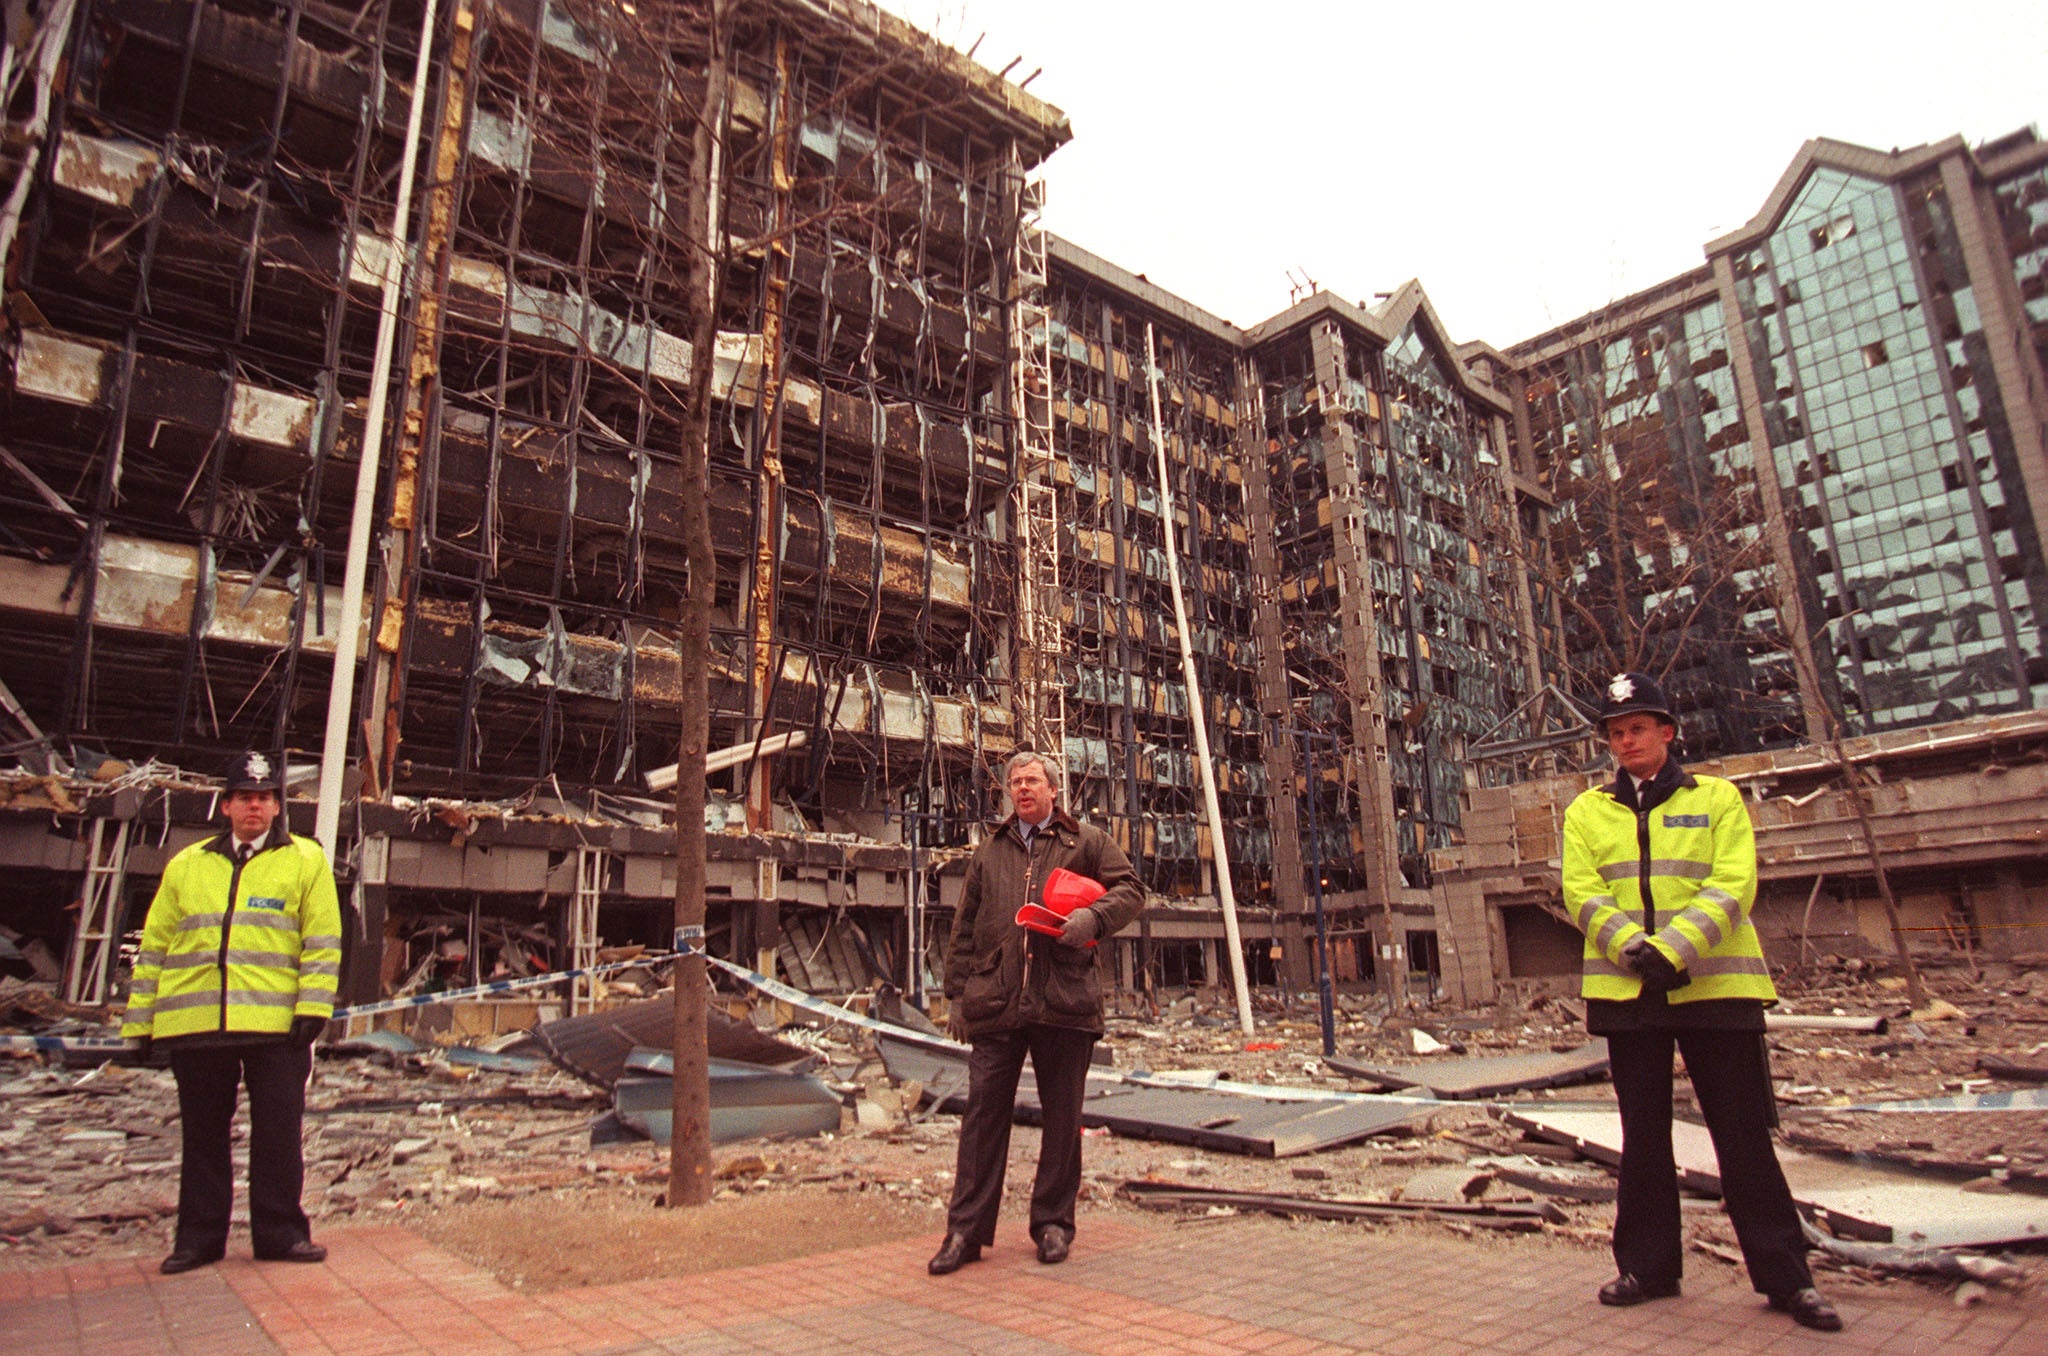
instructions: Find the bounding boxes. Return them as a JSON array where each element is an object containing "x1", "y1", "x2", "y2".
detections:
[
  {"x1": 1776, "y1": 599, "x2": 1929, "y2": 1009},
  {"x1": 668, "y1": 0, "x2": 734, "y2": 1209},
  {"x1": 1835, "y1": 748, "x2": 1931, "y2": 1010}
]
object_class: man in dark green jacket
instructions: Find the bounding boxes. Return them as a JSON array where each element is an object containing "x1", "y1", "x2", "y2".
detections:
[{"x1": 927, "y1": 751, "x2": 1143, "y2": 1275}]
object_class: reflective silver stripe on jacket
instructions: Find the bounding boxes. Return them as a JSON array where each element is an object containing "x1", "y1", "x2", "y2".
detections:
[
  {"x1": 1590, "y1": 911, "x2": 1632, "y2": 956},
  {"x1": 162, "y1": 948, "x2": 301, "y2": 969},
  {"x1": 1687, "y1": 954, "x2": 1771, "y2": 979},
  {"x1": 228, "y1": 913, "x2": 301, "y2": 934},
  {"x1": 1594, "y1": 858, "x2": 1711, "y2": 882},
  {"x1": 149, "y1": 988, "x2": 302, "y2": 1014},
  {"x1": 1573, "y1": 894, "x2": 1615, "y2": 934}
]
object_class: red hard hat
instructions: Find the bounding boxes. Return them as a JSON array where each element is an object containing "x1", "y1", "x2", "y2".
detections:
[
  {"x1": 1015, "y1": 901, "x2": 1098, "y2": 948},
  {"x1": 1042, "y1": 867, "x2": 1106, "y2": 916}
]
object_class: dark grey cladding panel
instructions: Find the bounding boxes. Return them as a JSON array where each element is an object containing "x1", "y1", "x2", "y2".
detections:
[
  {"x1": 878, "y1": 1036, "x2": 1420, "y2": 1157},
  {"x1": 1076, "y1": 1086, "x2": 1424, "y2": 1158},
  {"x1": 1326, "y1": 1039, "x2": 1610, "y2": 1100}
]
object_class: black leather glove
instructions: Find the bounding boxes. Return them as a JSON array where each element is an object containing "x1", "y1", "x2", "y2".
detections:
[
  {"x1": 289, "y1": 1015, "x2": 326, "y2": 1049},
  {"x1": 1057, "y1": 907, "x2": 1101, "y2": 949},
  {"x1": 1625, "y1": 939, "x2": 1688, "y2": 994},
  {"x1": 127, "y1": 1035, "x2": 152, "y2": 1065}
]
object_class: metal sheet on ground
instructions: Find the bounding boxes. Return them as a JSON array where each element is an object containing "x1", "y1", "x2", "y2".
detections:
[
  {"x1": 1080, "y1": 1085, "x2": 1424, "y2": 1157},
  {"x1": 612, "y1": 1055, "x2": 843, "y2": 1145},
  {"x1": 877, "y1": 1036, "x2": 1422, "y2": 1157},
  {"x1": 875, "y1": 1035, "x2": 1128, "y2": 1117},
  {"x1": 1506, "y1": 1105, "x2": 2048, "y2": 1248},
  {"x1": 1847, "y1": 1088, "x2": 2048, "y2": 1112},
  {"x1": 1326, "y1": 1040, "x2": 1610, "y2": 1099}
]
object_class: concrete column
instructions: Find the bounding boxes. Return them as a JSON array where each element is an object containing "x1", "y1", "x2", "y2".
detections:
[
  {"x1": 347, "y1": 833, "x2": 390, "y2": 1007},
  {"x1": 1305, "y1": 320, "x2": 1404, "y2": 1005},
  {"x1": 1235, "y1": 354, "x2": 1310, "y2": 985}
]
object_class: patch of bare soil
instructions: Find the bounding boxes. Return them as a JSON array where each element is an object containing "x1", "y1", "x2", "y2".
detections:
[{"x1": 411, "y1": 1182, "x2": 943, "y2": 1292}]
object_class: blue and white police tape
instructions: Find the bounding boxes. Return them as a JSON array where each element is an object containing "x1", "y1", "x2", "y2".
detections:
[
  {"x1": 328, "y1": 954, "x2": 680, "y2": 1020},
  {"x1": 681, "y1": 946, "x2": 967, "y2": 1055},
  {"x1": 0, "y1": 1033, "x2": 132, "y2": 1057},
  {"x1": 0, "y1": 958, "x2": 671, "y2": 1058}
]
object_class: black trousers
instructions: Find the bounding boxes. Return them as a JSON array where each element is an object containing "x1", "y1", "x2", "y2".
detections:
[
  {"x1": 944, "y1": 1024, "x2": 1096, "y2": 1246},
  {"x1": 1607, "y1": 1027, "x2": 1812, "y2": 1297},
  {"x1": 169, "y1": 1041, "x2": 315, "y2": 1257}
]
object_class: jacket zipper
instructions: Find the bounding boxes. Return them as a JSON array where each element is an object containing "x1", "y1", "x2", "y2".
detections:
[
  {"x1": 1635, "y1": 808, "x2": 1655, "y2": 935},
  {"x1": 219, "y1": 849, "x2": 245, "y2": 1029},
  {"x1": 1019, "y1": 830, "x2": 1035, "y2": 1002}
]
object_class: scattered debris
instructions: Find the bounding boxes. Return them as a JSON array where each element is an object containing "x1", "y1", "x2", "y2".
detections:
[
  {"x1": 1979, "y1": 1053, "x2": 2048, "y2": 1083},
  {"x1": 1800, "y1": 1220, "x2": 2028, "y2": 1286},
  {"x1": 2, "y1": 958, "x2": 2044, "y2": 1299},
  {"x1": 1119, "y1": 1179, "x2": 1566, "y2": 1231}
]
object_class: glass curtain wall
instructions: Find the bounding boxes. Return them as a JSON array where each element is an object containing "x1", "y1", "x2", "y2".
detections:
[{"x1": 1730, "y1": 167, "x2": 2043, "y2": 729}]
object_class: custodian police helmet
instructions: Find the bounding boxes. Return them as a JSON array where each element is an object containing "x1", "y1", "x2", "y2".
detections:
[
  {"x1": 222, "y1": 750, "x2": 280, "y2": 793},
  {"x1": 1596, "y1": 672, "x2": 1677, "y2": 729}
]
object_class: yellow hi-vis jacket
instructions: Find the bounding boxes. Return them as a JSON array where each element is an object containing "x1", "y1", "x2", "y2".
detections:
[
  {"x1": 121, "y1": 833, "x2": 343, "y2": 1041},
  {"x1": 1561, "y1": 771, "x2": 1777, "y2": 1005}
]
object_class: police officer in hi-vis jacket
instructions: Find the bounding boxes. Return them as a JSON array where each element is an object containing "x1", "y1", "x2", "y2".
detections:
[
  {"x1": 1564, "y1": 674, "x2": 1841, "y2": 1333},
  {"x1": 124, "y1": 751, "x2": 342, "y2": 1274}
]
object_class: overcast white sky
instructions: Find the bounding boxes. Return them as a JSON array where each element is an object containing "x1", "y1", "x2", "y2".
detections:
[{"x1": 878, "y1": 0, "x2": 2048, "y2": 347}]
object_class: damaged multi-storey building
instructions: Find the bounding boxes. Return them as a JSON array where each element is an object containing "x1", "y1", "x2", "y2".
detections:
[
  {"x1": 2, "y1": 0, "x2": 1083, "y2": 1011},
  {"x1": 2, "y1": 0, "x2": 2044, "y2": 1021}
]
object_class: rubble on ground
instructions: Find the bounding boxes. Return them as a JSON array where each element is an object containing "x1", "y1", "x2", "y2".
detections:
[{"x1": 3, "y1": 957, "x2": 2044, "y2": 1303}]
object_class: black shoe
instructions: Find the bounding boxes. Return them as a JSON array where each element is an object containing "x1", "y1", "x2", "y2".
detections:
[
  {"x1": 159, "y1": 1247, "x2": 224, "y2": 1275},
  {"x1": 1768, "y1": 1288, "x2": 1842, "y2": 1332},
  {"x1": 1035, "y1": 1226, "x2": 1072, "y2": 1264},
  {"x1": 1598, "y1": 1273, "x2": 1680, "y2": 1306},
  {"x1": 255, "y1": 1240, "x2": 327, "y2": 1264},
  {"x1": 927, "y1": 1232, "x2": 981, "y2": 1276}
]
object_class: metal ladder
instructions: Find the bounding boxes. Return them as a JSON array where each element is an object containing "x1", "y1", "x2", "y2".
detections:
[
  {"x1": 569, "y1": 844, "x2": 607, "y2": 1014},
  {"x1": 1009, "y1": 151, "x2": 1067, "y2": 792},
  {"x1": 65, "y1": 818, "x2": 131, "y2": 1005}
]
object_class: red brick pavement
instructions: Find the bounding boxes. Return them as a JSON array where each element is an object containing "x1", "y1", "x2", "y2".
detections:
[{"x1": 4, "y1": 1213, "x2": 2042, "y2": 1355}]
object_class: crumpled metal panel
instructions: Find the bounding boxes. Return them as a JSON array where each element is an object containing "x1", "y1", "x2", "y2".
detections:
[
  {"x1": 612, "y1": 1051, "x2": 843, "y2": 1146},
  {"x1": 52, "y1": 131, "x2": 162, "y2": 207},
  {"x1": 475, "y1": 611, "x2": 623, "y2": 699},
  {"x1": 533, "y1": 996, "x2": 815, "y2": 1088}
]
